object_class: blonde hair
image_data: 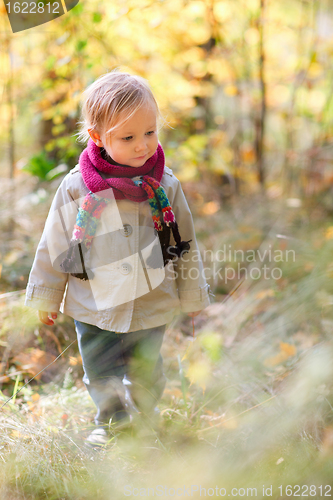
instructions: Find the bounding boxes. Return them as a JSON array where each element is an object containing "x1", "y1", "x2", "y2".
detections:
[{"x1": 75, "y1": 70, "x2": 163, "y2": 144}]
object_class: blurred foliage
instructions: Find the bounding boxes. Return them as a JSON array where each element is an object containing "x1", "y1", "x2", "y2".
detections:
[
  {"x1": 1, "y1": 193, "x2": 333, "y2": 497},
  {"x1": 1, "y1": 0, "x2": 333, "y2": 196},
  {"x1": 21, "y1": 152, "x2": 56, "y2": 180},
  {"x1": 2, "y1": 0, "x2": 333, "y2": 497},
  {"x1": 0, "y1": 178, "x2": 333, "y2": 497}
]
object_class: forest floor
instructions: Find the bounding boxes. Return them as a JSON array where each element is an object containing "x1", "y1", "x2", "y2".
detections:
[{"x1": 1, "y1": 171, "x2": 333, "y2": 499}]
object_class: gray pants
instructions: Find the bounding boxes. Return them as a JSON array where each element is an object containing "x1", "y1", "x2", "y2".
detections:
[{"x1": 74, "y1": 320, "x2": 166, "y2": 426}]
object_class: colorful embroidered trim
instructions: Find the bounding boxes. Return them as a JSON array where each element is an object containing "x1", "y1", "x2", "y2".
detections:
[
  {"x1": 133, "y1": 175, "x2": 176, "y2": 231},
  {"x1": 72, "y1": 192, "x2": 108, "y2": 249}
]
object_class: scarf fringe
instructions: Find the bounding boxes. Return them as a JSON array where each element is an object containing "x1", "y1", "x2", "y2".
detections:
[
  {"x1": 60, "y1": 242, "x2": 93, "y2": 281},
  {"x1": 167, "y1": 240, "x2": 192, "y2": 259},
  {"x1": 145, "y1": 219, "x2": 192, "y2": 269}
]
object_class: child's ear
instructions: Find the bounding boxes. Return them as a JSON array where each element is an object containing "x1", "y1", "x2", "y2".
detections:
[{"x1": 88, "y1": 128, "x2": 104, "y2": 147}]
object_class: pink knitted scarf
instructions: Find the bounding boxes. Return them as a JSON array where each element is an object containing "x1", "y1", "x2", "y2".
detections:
[
  {"x1": 60, "y1": 138, "x2": 191, "y2": 280},
  {"x1": 79, "y1": 138, "x2": 165, "y2": 199}
]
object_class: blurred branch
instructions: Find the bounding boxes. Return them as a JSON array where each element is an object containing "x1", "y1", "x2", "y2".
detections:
[
  {"x1": 284, "y1": 0, "x2": 319, "y2": 197},
  {"x1": 5, "y1": 35, "x2": 15, "y2": 179},
  {"x1": 255, "y1": 0, "x2": 266, "y2": 188}
]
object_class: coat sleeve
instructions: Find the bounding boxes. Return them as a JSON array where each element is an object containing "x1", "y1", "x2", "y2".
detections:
[
  {"x1": 24, "y1": 173, "x2": 81, "y2": 313},
  {"x1": 170, "y1": 177, "x2": 211, "y2": 313}
]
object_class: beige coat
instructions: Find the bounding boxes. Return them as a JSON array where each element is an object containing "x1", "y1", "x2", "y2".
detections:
[{"x1": 25, "y1": 164, "x2": 211, "y2": 333}]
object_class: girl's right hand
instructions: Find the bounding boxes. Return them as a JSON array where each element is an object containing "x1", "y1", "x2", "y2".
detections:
[{"x1": 38, "y1": 310, "x2": 58, "y2": 325}]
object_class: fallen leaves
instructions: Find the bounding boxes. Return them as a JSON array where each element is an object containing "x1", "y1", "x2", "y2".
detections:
[
  {"x1": 181, "y1": 332, "x2": 223, "y2": 392},
  {"x1": 255, "y1": 288, "x2": 275, "y2": 300},
  {"x1": 320, "y1": 426, "x2": 333, "y2": 456},
  {"x1": 185, "y1": 359, "x2": 211, "y2": 392},
  {"x1": 12, "y1": 349, "x2": 57, "y2": 380},
  {"x1": 31, "y1": 393, "x2": 40, "y2": 402},
  {"x1": 44, "y1": 328, "x2": 62, "y2": 354},
  {"x1": 325, "y1": 226, "x2": 333, "y2": 239},
  {"x1": 201, "y1": 201, "x2": 220, "y2": 215},
  {"x1": 69, "y1": 355, "x2": 82, "y2": 366},
  {"x1": 264, "y1": 342, "x2": 297, "y2": 367}
]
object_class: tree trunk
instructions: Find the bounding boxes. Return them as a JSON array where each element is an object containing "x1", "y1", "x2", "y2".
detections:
[
  {"x1": 255, "y1": 0, "x2": 266, "y2": 188},
  {"x1": 7, "y1": 36, "x2": 15, "y2": 179}
]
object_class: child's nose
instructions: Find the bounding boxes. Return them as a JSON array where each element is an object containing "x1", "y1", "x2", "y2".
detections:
[{"x1": 134, "y1": 138, "x2": 147, "y2": 152}]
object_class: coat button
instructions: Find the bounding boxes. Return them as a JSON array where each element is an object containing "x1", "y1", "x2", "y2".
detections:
[
  {"x1": 120, "y1": 224, "x2": 133, "y2": 237},
  {"x1": 120, "y1": 263, "x2": 132, "y2": 275}
]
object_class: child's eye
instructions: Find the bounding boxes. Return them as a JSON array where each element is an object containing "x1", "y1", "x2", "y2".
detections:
[
  {"x1": 146, "y1": 131, "x2": 155, "y2": 136},
  {"x1": 122, "y1": 136, "x2": 133, "y2": 141}
]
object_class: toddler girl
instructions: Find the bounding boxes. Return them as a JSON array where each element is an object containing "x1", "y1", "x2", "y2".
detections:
[{"x1": 25, "y1": 70, "x2": 211, "y2": 445}]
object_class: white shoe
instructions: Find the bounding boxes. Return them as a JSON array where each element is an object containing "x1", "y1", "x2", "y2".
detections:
[{"x1": 85, "y1": 427, "x2": 110, "y2": 447}]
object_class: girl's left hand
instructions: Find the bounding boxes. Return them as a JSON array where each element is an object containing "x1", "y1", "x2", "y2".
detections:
[{"x1": 188, "y1": 310, "x2": 202, "y2": 317}]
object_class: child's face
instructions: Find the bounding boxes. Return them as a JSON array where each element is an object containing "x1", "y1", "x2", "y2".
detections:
[{"x1": 89, "y1": 104, "x2": 158, "y2": 167}]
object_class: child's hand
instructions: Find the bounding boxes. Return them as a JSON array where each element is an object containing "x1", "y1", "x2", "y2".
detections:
[
  {"x1": 38, "y1": 310, "x2": 58, "y2": 325},
  {"x1": 188, "y1": 310, "x2": 202, "y2": 318}
]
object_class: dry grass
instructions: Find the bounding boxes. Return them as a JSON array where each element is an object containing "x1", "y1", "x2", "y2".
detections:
[{"x1": 1, "y1": 175, "x2": 333, "y2": 498}]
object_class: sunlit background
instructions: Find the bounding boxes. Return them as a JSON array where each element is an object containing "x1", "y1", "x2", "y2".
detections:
[{"x1": 1, "y1": 1, "x2": 333, "y2": 498}]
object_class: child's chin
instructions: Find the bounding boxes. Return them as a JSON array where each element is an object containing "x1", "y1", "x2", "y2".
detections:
[{"x1": 131, "y1": 160, "x2": 146, "y2": 167}]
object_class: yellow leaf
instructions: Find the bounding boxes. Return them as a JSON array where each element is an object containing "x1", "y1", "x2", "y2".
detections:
[
  {"x1": 180, "y1": 47, "x2": 206, "y2": 64},
  {"x1": 209, "y1": 130, "x2": 227, "y2": 146},
  {"x1": 13, "y1": 349, "x2": 56, "y2": 380},
  {"x1": 320, "y1": 426, "x2": 333, "y2": 455},
  {"x1": 185, "y1": 0, "x2": 206, "y2": 17},
  {"x1": 244, "y1": 28, "x2": 260, "y2": 45},
  {"x1": 325, "y1": 227, "x2": 333, "y2": 239},
  {"x1": 189, "y1": 61, "x2": 207, "y2": 78},
  {"x1": 221, "y1": 147, "x2": 233, "y2": 162},
  {"x1": 266, "y1": 85, "x2": 290, "y2": 107},
  {"x1": 224, "y1": 85, "x2": 238, "y2": 96},
  {"x1": 221, "y1": 417, "x2": 238, "y2": 429},
  {"x1": 186, "y1": 359, "x2": 211, "y2": 392},
  {"x1": 256, "y1": 289, "x2": 275, "y2": 300},
  {"x1": 31, "y1": 393, "x2": 40, "y2": 402},
  {"x1": 4, "y1": 250, "x2": 22, "y2": 265},
  {"x1": 11, "y1": 430, "x2": 30, "y2": 439},
  {"x1": 163, "y1": 388, "x2": 183, "y2": 399},
  {"x1": 308, "y1": 89, "x2": 326, "y2": 113},
  {"x1": 214, "y1": 1, "x2": 231, "y2": 22},
  {"x1": 207, "y1": 59, "x2": 234, "y2": 83},
  {"x1": 47, "y1": 426, "x2": 59, "y2": 434},
  {"x1": 185, "y1": 25, "x2": 211, "y2": 45},
  {"x1": 202, "y1": 201, "x2": 220, "y2": 215},
  {"x1": 264, "y1": 352, "x2": 289, "y2": 366},
  {"x1": 308, "y1": 62, "x2": 322, "y2": 78},
  {"x1": 241, "y1": 146, "x2": 255, "y2": 163},
  {"x1": 182, "y1": 338, "x2": 201, "y2": 362},
  {"x1": 69, "y1": 356, "x2": 81, "y2": 366},
  {"x1": 280, "y1": 342, "x2": 296, "y2": 356},
  {"x1": 264, "y1": 342, "x2": 296, "y2": 366}
]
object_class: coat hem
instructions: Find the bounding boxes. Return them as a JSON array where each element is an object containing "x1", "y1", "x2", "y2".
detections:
[{"x1": 62, "y1": 306, "x2": 179, "y2": 333}]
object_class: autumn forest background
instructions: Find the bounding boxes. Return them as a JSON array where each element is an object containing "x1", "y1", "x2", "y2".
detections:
[{"x1": 1, "y1": 0, "x2": 333, "y2": 498}]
